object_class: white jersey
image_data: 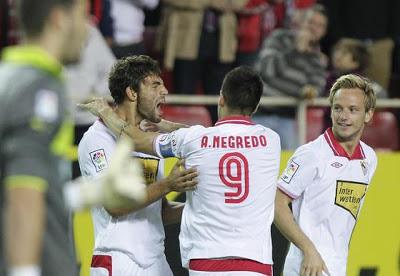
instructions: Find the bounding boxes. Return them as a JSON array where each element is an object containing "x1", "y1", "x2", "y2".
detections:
[
  {"x1": 154, "y1": 116, "x2": 281, "y2": 268},
  {"x1": 278, "y1": 128, "x2": 377, "y2": 276},
  {"x1": 78, "y1": 120, "x2": 166, "y2": 268}
]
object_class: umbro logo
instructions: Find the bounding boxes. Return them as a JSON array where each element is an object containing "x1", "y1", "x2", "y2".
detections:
[{"x1": 331, "y1": 162, "x2": 343, "y2": 168}]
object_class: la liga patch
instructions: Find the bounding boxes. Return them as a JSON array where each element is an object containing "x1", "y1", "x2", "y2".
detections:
[
  {"x1": 90, "y1": 149, "x2": 108, "y2": 172},
  {"x1": 281, "y1": 160, "x2": 299, "y2": 184}
]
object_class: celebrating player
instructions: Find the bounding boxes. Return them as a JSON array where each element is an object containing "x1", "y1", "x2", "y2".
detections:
[
  {"x1": 78, "y1": 55, "x2": 198, "y2": 276},
  {"x1": 275, "y1": 74, "x2": 377, "y2": 276},
  {"x1": 80, "y1": 66, "x2": 281, "y2": 275}
]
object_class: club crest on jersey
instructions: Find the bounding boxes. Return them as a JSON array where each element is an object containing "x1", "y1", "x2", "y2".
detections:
[
  {"x1": 281, "y1": 160, "x2": 299, "y2": 184},
  {"x1": 90, "y1": 149, "x2": 108, "y2": 172},
  {"x1": 360, "y1": 160, "x2": 368, "y2": 175},
  {"x1": 331, "y1": 162, "x2": 343, "y2": 168}
]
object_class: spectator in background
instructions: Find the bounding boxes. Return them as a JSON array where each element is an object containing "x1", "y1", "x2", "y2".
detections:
[
  {"x1": 285, "y1": 0, "x2": 316, "y2": 29},
  {"x1": 158, "y1": 0, "x2": 248, "y2": 123},
  {"x1": 64, "y1": 22, "x2": 116, "y2": 178},
  {"x1": 111, "y1": 0, "x2": 159, "y2": 58},
  {"x1": 254, "y1": 4, "x2": 328, "y2": 149},
  {"x1": 236, "y1": 0, "x2": 280, "y2": 66},
  {"x1": 90, "y1": 0, "x2": 114, "y2": 46},
  {"x1": 327, "y1": 38, "x2": 387, "y2": 99},
  {"x1": 320, "y1": 0, "x2": 400, "y2": 90},
  {"x1": 322, "y1": 38, "x2": 387, "y2": 130}
]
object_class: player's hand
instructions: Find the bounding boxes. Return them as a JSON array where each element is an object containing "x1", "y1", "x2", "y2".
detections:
[
  {"x1": 139, "y1": 119, "x2": 160, "y2": 132},
  {"x1": 301, "y1": 85, "x2": 318, "y2": 100},
  {"x1": 300, "y1": 246, "x2": 330, "y2": 276},
  {"x1": 166, "y1": 159, "x2": 198, "y2": 192},
  {"x1": 78, "y1": 97, "x2": 111, "y2": 117}
]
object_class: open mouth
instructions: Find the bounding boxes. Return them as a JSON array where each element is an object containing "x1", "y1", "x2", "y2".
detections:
[{"x1": 156, "y1": 102, "x2": 164, "y2": 117}]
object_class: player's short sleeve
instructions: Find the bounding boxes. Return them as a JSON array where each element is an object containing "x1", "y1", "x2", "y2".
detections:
[
  {"x1": 153, "y1": 126, "x2": 201, "y2": 159},
  {"x1": 277, "y1": 145, "x2": 319, "y2": 199},
  {"x1": 78, "y1": 131, "x2": 116, "y2": 180},
  {"x1": 2, "y1": 86, "x2": 63, "y2": 192}
]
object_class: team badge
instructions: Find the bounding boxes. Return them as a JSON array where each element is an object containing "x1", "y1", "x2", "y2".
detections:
[
  {"x1": 331, "y1": 162, "x2": 343, "y2": 168},
  {"x1": 281, "y1": 160, "x2": 299, "y2": 184},
  {"x1": 90, "y1": 149, "x2": 108, "y2": 172},
  {"x1": 360, "y1": 160, "x2": 368, "y2": 176}
]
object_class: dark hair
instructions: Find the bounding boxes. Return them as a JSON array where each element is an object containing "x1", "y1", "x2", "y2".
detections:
[
  {"x1": 333, "y1": 38, "x2": 370, "y2": 72},
  {"x1": 221, "y1": 66, "x2": 263, "y2": 114},
  {"x1": 16, "y1": 0, "x2": 74, "y2": 38},
  {"x1": 108, "y1": 55, "x2": 161, "y2": 104}
]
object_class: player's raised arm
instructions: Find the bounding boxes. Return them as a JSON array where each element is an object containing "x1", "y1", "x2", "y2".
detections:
[{"x1": 79, "y1": 97, "x2": 159, "y2": 155}]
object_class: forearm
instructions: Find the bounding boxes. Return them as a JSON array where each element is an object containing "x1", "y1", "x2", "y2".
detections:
[
  {"x1": 98, "y1": 107, "x2": 158, "y2": 155},
  {"x1": 97, "y1": 107, "x2": 127, "y2": 136},
  {"x1": 157, "y1": 119, "x2": 189, "y2": 132},
  {"x1": 162, "y1": 200, "x2": 184, "y2": 225},
  {"x1": 106, "y1": 178, "x2": 171, "y2": 217},
  {"x1": 274, "y1": 198, "x2": 316, "y2": 253},
  {"x1": 5, "y1": 188, "x2": 45, "y2": 267}
]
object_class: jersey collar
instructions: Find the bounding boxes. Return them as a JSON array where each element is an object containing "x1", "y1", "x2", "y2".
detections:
[
  {"x1": 215, "y1": 115, "x2": 255, "y2": 126},
  {"x1": 323, "y1": 128, "x2": 365, "y2": 160},
  {"x1": 2, "y1": 45, "x2": 63, "y2": 79}
]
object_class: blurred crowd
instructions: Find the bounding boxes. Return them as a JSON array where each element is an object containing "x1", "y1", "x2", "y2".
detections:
[{"x1": 1, "y1": 0, "x2": 399, "y2": 150}]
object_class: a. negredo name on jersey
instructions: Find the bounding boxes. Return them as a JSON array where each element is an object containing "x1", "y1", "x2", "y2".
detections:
[{"x1": 200, "y1": 134, "x2": 268, "y2": 149}]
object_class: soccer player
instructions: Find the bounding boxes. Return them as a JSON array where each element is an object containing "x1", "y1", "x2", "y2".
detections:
[
  {"x1": 78, "y1": 55, "x2": 198, "y2": 276},
  {"x1": 81, "y1": 66, "x2": 281, "y2": 275},
  {"x1": 0, "y1": 1, "x2": 87, "y2": 275},
  {"x1": 275, "y1": 74, "x2": 377, "y2": 276}
]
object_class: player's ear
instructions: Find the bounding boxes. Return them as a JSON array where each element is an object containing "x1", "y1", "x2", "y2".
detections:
[
  {"x1": 218, "y1": 94, "x2": 225, "y2": 107},
  {"x1": 364, "y1": 108, "x2": 374, "y2": 124},
  {"x1": 125, "y1": 87, "x2": 137, "y2": 102}
]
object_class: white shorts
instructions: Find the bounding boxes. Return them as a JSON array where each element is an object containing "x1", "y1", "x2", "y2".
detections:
[{"x1": 90, "y1": 251, "x2": 173, "y2": 276}]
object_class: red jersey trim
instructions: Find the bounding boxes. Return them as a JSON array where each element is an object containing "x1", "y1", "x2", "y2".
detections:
[
  {"x1": 323, "y1": 128, "x2": 365, "y2": 160},
  {"x1": 215, "y1": 115, "x2": 255, "y2": 126},
  {"x1": 189, "y1": 259, "x2": 272, "y2": 275},
  {"x1": 91, "y1": 255, "x2": 112, "y2": 276}
]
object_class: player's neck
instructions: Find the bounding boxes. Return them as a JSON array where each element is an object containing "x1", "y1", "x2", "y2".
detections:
[
  {"x1": 222, "y1": 111, "x2": 251, "y2": 119},
  {"x1": 220, "y1": 106, "x2": 251, "y2": 119},
  {"x1": 339, "y1": 140, "x2": 359, "y2": 157},
  {"x1": 23, "y1": 35, "x2": 62, "y2": 64},
  {"x1": 133, "y1": 112, "x2": 144, "y2": 127},
  {"x1": 115, "y1": 101, "x2": 139, "y2": 125}
]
